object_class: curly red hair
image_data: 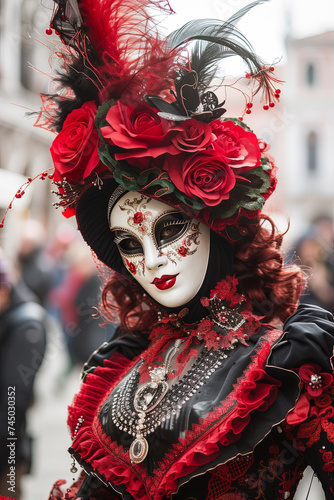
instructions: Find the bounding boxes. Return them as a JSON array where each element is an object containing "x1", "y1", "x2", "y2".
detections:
[
  {"x1": 101, "y1": 273, "x2": 157, "y2": 335},
  {"x1": 232, "y1": 215, "x2": 305, "y2": 324},
  {"x1": 101, "y1": 214, "x2": 305, "y2": 332}
]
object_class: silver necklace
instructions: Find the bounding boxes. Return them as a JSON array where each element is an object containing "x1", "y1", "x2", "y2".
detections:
[{"x1": 111, "y1": 339, "x2": 234, "y2": 464}]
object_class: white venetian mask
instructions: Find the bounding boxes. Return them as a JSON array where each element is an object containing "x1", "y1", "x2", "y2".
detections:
[{"x1": 109, "y1": 191, "x2": 210, "y2": 308}]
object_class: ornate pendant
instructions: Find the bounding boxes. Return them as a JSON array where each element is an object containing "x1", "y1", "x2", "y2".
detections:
[
  {"x1": 111, "y1": 338, "x2": 231, "y2": 464},
  {"x1": 129, "y1": 435, "x2": 149, "y2": 464},
  {"x1": 134, "y1": 379, "x2": 169, "y2": 412}
]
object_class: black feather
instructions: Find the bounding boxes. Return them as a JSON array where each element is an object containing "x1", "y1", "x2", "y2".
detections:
[
  {"x1": 168, "y1": 1, "x2": 268, "y2": 93},
  {"x1": 145, "y1": 95, "x2": 182, "y2": 115},
  {"x1": 43, "y1": 0, "x2": 103, "y2": 131},
  {"x1": 51, "y1": 43, "x2": 102, "y2": 131},
  {"x1": 51, "y1": 0, "x2": 83, "y2": 47}
]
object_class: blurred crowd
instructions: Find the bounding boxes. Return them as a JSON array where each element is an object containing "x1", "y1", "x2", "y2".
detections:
[
  {"x1": 292, "y1": 215, "x2": 334, "y2": 315},
  {"x1": 0, "y1": 215, "x2": 333, "y2": 498},
  {"x1": 0, "y1": 219, "x2": 115, "y2": 498}
]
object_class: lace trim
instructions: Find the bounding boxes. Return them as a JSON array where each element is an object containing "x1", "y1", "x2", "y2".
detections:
[{"x1": 140, "y1": 281, "x2": 261, "y2": 383}]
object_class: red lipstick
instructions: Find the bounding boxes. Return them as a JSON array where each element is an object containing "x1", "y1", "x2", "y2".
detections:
[{"x1": 151, "y1": 274, "x2": 179, "y2": 290}]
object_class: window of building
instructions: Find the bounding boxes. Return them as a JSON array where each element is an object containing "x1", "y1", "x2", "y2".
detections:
[
  {"x1": 305, "y1": 63, "x2": 316, "y2": 87},
  {"x1": 307, "y1": 131, "x2": 318, "y2": 173}
]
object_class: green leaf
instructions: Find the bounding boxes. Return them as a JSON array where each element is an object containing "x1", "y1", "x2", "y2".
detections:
[
  {"x1": 261, "y1": 155, "x2": 272, "y2": 171},
  {"x1": 113, "y1": 169, "x2": 138, "y2": 191},
  {"x1": 95, "y1": 99, "x2": 116, "y2": 141},
  {"x1": 155, "y1": 187, "x2": 171, "y2": 197},
  {"x1": 98, "y1": 143, "x2": 119, "y2": 172},
  {"x1": 173, "y1": 189, "x2": 206, "y2": 210},
  {"x1": 241, "y1": 195, "x2": 265, "y2": 211}
]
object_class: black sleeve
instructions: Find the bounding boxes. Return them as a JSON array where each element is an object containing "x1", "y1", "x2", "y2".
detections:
[
  {"x1": 269, "y1": 304, "x2": 334, "y2": 498},
  {"x1": 76, "y1": 472, "x2": 122, "y2": 499},
  {"x1": 81, "y1": 327, "x2": 150, "y2": 381},
  {"x1": 269, "y1": 303, "x2": 334, "y2": 372},
  {"x1": 0, "y1": 312, "x2": 46, "y2": 471}
]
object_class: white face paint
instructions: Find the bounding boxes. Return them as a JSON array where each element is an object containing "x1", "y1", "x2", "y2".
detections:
[{"x1": 109, "y1": 191, "x2": 210, "y2": 308}]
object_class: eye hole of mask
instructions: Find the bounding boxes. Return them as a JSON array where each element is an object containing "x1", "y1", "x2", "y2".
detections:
[
  {"x1": 113, "y1": 231, "x2": 143, "y2": 255},
  {"x1": 155, "y1": 212, "x2": 190, "y2": 247}
]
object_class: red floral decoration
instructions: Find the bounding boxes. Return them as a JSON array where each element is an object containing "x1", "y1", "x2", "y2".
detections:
[
  {"x1": 258, "y1": 139, "x2": 275, "y2": 164},
  {"x1": 177, "y1": 245, "x2": 188, "y2": 257},
  {"x1": 125, "y1": 259, "x2": 137, "y2": 275},
  {"x1": 321, "y1": 450, "x2": 334, "y2": 473},
  {"x1": 170, "y1": 119, "x2": 214, "y2": 152},
  {"x1": 99, "y1": 101, "x2": 267, "y2": 212},
  {"x1": 268, "y1": 444, "x2": 280, "y2": 456},
  {"x1": 100, "y1": 101, "x2": 179, "y2": 166},
  {"x1": 164, "y1": 149, "x2": 236, "y2": 206},
  {"x1": 210, "y1": 275, "x2": 242, "y2": 305},
  {"x1": 133, "y1": 212, "x2": 144, "y2": 224},
  {"x1": 51, "y1": 102, "x2": 103, "y2": 183},
  {"x1": 295, "y1": 401, "x2": 334, "y2": 447},
  {"x1": 299, "y1": 364, "x2": 333, "y2": 397},
  {"x1": 45, "y1": 97, "x2": 276, "y2": 230},
  {"x1": 211, "y1": 119, "x2": 261, "y2": 172},
  {"x1": 315, "y1": 393, "x2": 333, "y2": 408}
]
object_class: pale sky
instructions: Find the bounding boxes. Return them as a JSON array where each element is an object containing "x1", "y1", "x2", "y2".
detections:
[{"x1": 164, "y1": 0, "x2": 334, "y2": 65}]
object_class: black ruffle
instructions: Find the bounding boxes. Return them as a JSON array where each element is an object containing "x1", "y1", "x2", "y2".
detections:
[{"x1": 81, "y1": 327, "x2": 150, "y2": 381}]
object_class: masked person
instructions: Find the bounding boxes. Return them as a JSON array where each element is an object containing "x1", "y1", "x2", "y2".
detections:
[
  {"x1": 21, "y1": 0, "x2": 334, "y2": 498},
  {"x1": 0, "y1": 250, "x2": 47, "y2": 498}
]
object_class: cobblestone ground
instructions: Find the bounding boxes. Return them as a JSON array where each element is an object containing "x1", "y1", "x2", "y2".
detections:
[{"x1": 19, "y1": 327, "x2": 325, "y2": 500}]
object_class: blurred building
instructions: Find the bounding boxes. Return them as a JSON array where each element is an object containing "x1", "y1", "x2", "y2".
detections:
[
  {"x1": 283, "y1": 31, "x2": 334, "y2": 240},
  {"x1": 223, "y1": 29, "x2": 334, "y2": 247},
  {"x1": 0, "y1": 0, "x2": 60, "y2": 256}
]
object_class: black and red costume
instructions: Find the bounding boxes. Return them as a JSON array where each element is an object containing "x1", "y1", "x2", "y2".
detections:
[
  {"x1": 17, "y1": 1, "x2": 332, "y2": 499},
  {"x1": 49, "y1": 281, "x2": 334, "y2": 500}
]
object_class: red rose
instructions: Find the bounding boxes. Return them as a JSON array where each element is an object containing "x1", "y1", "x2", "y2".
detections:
[
  {"x1": 170, "y1": 119, "x2": 214, "y2": 152},
  {"x1": 100, "y1": 101, "x2": 178, "y2": 164},
  {"x1": 164, "y1": 150, "x2": 236, "y2": 207},
  {"x1": 315, "y1": 393, "x2": 333, "y2": 408},
  {"x1": 51, "y1": 102, "x2": 101, "y2": 183},
  {"x1": 211, "y1": 120, "x2": 261, "y2": 172},
  {"x1": 323, "y1": 463, "x2": 334, "y2": 472},
  {"x1": 258, "y1": 138, "x2": 276, "y2": 171},
  {"x1": 322, "y1": 451, "x2": 333, "y2": 462},
  {"x1": 178, "y1": 246, "x2": 188, "y2": 257},
  {"x1": 133, "y1": 212, "x2": 144, "y2": 224}
]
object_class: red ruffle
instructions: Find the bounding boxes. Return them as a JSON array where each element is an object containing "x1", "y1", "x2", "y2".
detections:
[
  {"x1": 69, "y1": 328, "x2": 283, "y2": 500},
  {"x1": 48, "y1": 474, "x2": 86, "y2": 500},
  {"x1": 152, "y1": 337, "x2": 282, "y2": 500},
  {"x1": 67, "y1": 352, "x2": 133, "y2": 438}
]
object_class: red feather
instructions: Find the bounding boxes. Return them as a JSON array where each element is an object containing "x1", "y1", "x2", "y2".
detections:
[{"x1": 78, "y1": 0, "x2": 179, "y2": 103}]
